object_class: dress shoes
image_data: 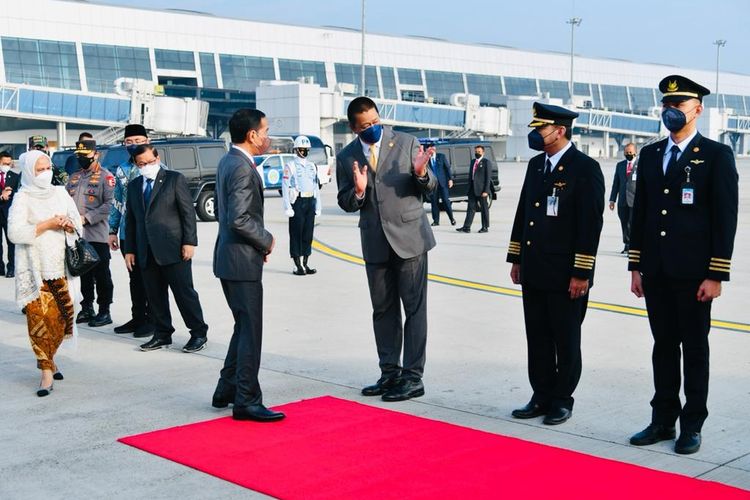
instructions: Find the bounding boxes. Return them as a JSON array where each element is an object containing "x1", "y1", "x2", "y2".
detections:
[
  {"x1": 382, "y1": 379, "x2": 425, "y2": 402},
  {"x1": 88, "y1": 311, "x2": 112, "y2": 327},
  {"x1": 133, "y1": 323, "x2": 155, "y2": 338},
  {"x1": 629, "y1": 423, "x2": 676, "y2": 446},
  {"x1": 53, "y1": 371, "x2": 64, "y2": 381},
  {"x1": 543, "y1": 407, "x2": 572, "y2": 425},
  {"x1": 431, "y1": 221, "x2": 440, "y2": 226},
  {"x1": 233, "y1": 404, "x2": 285, "y2": 422},
  {"x1": 456, "y1": 227, "x2": 470, "y2": 233},
  {"x1": 76, "y1": 305, "x2": 96, "y2": 324},
  {"x1": 450, "y1": 218, "x2": 456, "y2": 226},
  {"x1": 478, "y1": 227, "x2": 489, "y2": 233},
  {"x1": 183, "y1": 336, "x2": 207, "y2": 353},
  {"x1": 361, "y1": 376, "x2": 401, "y2": 396},
  {"x1": 511, "y1": 402, "x2": 547, "y2": 419},
  {"x1": 114, "y1": 319, "x2": 138, "y2": 334},
  {"x1": 5, "y1": 270, "x2": 14, "y2": 278},
  {"x1": 139, "y1": 336, "x2": 172, "y2": 351},
  {"x1": 675, "y1": 431, "x2": 701, "y2": 455},
  {"x1": 212, "y1": 384, "x2": 236, "y2": 409}
]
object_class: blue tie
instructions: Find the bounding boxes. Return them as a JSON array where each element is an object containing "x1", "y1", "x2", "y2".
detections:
[
  {"x1": 666, "y1": 144, "x2": 680, "y2": 175},
  {"x1": 144, "y1": 178, "x2": 153, "y2": 206}
]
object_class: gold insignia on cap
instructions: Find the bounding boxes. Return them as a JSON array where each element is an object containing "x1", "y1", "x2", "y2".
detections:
[
  {"x1": 693, "y1": 147, "x2": 700, "y2": 152},
  {"x1": 667, "y1": 80, "x2": 679, "y2": 92}
]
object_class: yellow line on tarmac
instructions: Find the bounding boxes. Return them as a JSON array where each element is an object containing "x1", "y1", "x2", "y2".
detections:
[{"x1": 312, "y1": 240, "x2": 750, "y2": 334}]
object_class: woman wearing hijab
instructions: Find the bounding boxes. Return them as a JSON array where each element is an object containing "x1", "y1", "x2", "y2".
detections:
[{"x1": 8, "y1": 150, "x2": 83, "y2": 397}]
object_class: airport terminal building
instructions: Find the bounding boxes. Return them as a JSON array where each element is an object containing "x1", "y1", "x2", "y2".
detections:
[{"x1": 2, "y1": 0, "x2": 750, "y2": 159}]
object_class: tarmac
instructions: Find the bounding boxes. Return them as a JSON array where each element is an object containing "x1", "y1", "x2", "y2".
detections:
[{"x1": 1, "y1": 158, "x2": 748, "y2": 499}]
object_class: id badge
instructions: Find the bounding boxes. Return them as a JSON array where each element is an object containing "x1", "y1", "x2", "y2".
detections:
[
  {"x1": 547, "y1": 195, "x2": 559, "y2": 216},
  {"x1": 681, "y1": 182, "x2": 694, "y2": 205}
]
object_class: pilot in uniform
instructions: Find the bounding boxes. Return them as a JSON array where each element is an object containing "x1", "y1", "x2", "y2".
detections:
[
  {"x1": 628, "y1": 75, "x2": 739, "y2": 455},
  {"x1": 506, "y1": 102, "x2": 605, "y2": 426}
]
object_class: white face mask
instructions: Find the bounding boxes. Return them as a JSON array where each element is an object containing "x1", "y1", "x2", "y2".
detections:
[
  {"x1": 139, "y1": 162, "x2": 160, "y2": 180},
  {"x1": 33, "y1": 170, "x2": 53, "y2": 189},
  {"x1": 0, "y1": 163, "x2": 11, "y2": 173}
]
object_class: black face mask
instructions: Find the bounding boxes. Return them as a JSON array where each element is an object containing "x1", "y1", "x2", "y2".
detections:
[
  {"x1": 297, "y1": 149, "x2": 309, "y2": 158},
  {"x1": 77, "y1": 156, "x2": 94, "y2": 170},
  {"x1": 474, "y1": 153, "x2": 482, "y2": 159},
  {"x1": 625, "y1": 153, "x2": 636, "y2": 161}
]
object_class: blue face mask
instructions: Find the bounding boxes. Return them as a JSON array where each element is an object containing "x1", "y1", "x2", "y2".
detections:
[
  {"x1": 527, "y1": 129, "x2": 556, "y2": 151},
  {"x1": 359, "y1": 124, "x2": 383, "y2": 144},
  {"x1": 661, "y1": 107, "x2": 687, "y2": 133},
  {"x1": 126, "y1": 144, "x2": 140, "y2": 156}
]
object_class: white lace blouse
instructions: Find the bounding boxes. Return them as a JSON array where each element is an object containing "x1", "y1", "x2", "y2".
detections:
[{"x1": 8, "y1": 187, "x2": 83, "y2": 307}]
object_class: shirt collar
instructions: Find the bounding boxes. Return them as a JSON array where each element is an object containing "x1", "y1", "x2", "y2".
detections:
[
  {"x1": 232, "y1": 144, "x2": 256, "y2": 166},
  {"x1": 665, "y1": 130, "x2": 698, "y2": 155},
  {"x1": 545, "y1": 141, "x2": 573, "y2": 168},
  {"x1": 360, "y1": 136, "x2": 382, "y2": 157}
]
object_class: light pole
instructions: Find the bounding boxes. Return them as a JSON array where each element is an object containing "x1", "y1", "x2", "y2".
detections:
[
  {"x1": 713, "y1": 39, "x2": 726, "y2": 110},
  {"x1": 361, "y1": 0, "x2": 366, "y2": 96},
  {"x1": 567, "y1": 17, "x2": 582, "y2": 103}
]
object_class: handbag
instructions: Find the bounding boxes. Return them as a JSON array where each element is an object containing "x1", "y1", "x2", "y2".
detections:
[{"x1": 64, "y1": 228, "x2": 100, "y2": 277}]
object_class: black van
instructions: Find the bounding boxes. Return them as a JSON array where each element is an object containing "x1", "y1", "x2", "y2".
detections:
[
  {"x1": 52, "y1": 137, "x2": 228, "y2": 222},
  {"x1": 418, "y1": 139, "x2": 501, "y2": 207}
]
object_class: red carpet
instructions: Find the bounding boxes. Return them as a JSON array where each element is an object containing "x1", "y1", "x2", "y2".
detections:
[{"x1": 119, "y1": 396, "x2": 749, "y2": 499}]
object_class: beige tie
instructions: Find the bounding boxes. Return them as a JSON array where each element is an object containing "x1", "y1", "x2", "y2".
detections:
[{"x1": 369, "y1": 145, "x2": 377, "y2": 172}]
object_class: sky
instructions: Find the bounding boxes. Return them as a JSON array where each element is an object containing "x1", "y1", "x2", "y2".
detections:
[{"x1": 96, "y1": 0, "x2": 749, "y2": 76}]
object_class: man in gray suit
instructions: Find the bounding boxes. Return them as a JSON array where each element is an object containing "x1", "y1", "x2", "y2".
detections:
[
  {"x1": 337, "y1": 97, "x2": 437, "y2": 402},
  {"x1": 211, "y1": 108, "x2": 284, "y2": 422}
]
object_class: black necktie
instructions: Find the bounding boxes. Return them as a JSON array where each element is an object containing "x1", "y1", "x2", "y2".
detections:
[
  {"x1": 144, "y1": 178, "x2": 153, "y2": 206},
  {"x1": 666, "y1": 145, "x2": 680, "y2": 174},
  {"x1": 544, "y1": 158, "x2": 552, "y2": 175}
]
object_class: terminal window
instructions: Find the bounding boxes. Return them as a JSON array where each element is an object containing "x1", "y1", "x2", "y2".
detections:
[
  {"x1": 504, "y1": 77, "x2": 537, "y2": 96},
  {"x1": 278, "y1": 59, "x2": 328, "y2": 87},
  {"x1": 199, "y1": 53, "x2": 218, "y2": 88},
  {"x1": 334, "y1": 63, "x2": 379, "y2": 97},
  {"x1": 397, "y1": 68, "x2": 423, "y2": 86},
  {"x1": 539, "y1": 80, "x2": 570, "y2": 100},
  {"x1": 82, "y1": 44, "x2": 152, "y2": 94},
  {"x1": 1, "y1": 37, "x2": 81, "y2": 90},
  {"x1": 424, "y1": 71, "x2": 465, "y2": 105},
  {"x1": 380, "y1": 67, "x2": 398, "y2": 99},
  {"x1": 629, "y1": 86, "x2": 656, "y2": 113},
  {"x1": 219, "y1": 54, "x2": 275, "y2": 91},
  {"x1": 155, "y1": 49, "x2": 196, "y2": 71},
  {"x1": 466, "y1": 74, "x2": 503, "y2": 106},
  {"x1": 600, "y1": 84, "x2": 630, "y2": 112}
]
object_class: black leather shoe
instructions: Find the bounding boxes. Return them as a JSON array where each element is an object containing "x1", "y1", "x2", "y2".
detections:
[
  {"x1": 304, "y1": 266, "x2": 317, "y2": 275},
  {"x1": 675, "y1": 431, "x2": 701, "y2": 455},
  {"x1": 431, "y1": 221, "x2": 439, "y2": 226},
  {"x1": 456, "y1": 227, "x2": 470, "y2": 233},
  {"x1": 212, "y1": 382, "x2": 236, "y2": 408},
  {"x1": 88, "y1": 311, "x2": 112, "y2": 327},
  {"x1": 53, "y1": 371, "x2": 64, "y2": 381},
  {"x1": 629, "y1": 423, "x2": 676, "y2": 446},
  {"x1": 76, "y1": 305, "x2": 95, "y2": 324},
  {"x1": 233, "y1": 404, "x2": 285, "y2": 422},
  {"x1": 5, "y1": 270, "x2": 13, "y2": 278},
  {"x1": 511, "y1": 401, "x2": 547, "y2": 419},
  {"x1": 543, "y1": 407, "x2": 572, "y2": 425},
  {"x1": 382, "y1": 379, "x2": 425, "y2": 402},
  {"x1": 133, "y1": 323, "x2": 155, "y2": 338},
  {"x1": 361, "y1": 376, "x2": 401, "y2": 396},
  {"x1": 114, "y1": 319, "x2": 138, "y2": 334},
  {"x1": 183, "y1": 336, "x2": 207, "y2": 353},
  {"x1": 478, "y1": 227, "x2": 489, "y2": 233},
  {"x1": 450, "y1": 218, "x2": 457, "y2": 226},
  {"x1": 139, "y1": 336, "x2": 172, "y2": 351}
]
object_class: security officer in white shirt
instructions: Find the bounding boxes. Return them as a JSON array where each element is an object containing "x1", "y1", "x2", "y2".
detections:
[{"x1": 282, "y1": 136, "x2": 321, "y2": 275}]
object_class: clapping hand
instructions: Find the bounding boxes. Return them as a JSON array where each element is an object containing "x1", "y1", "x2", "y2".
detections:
[
  {"x1": 352, "y1": 160, "x2": 368, "y2": 197},
  {"x1": 413, "y1": 145, "x2": 435, "y2": 177}
]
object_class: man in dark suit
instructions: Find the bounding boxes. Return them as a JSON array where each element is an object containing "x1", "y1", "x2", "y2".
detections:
[
  {"x1": 457, "y1": 145, "x2": 492, "y2": 233},
  {"x1": 507, "y1": 102, "x2": 605, "y2": 425},
  {"x1": 426, "y1": 143, "x2": 455, "y2": 226},
  {"x1": 628, "y1": 75, "x2": 738, "y2": 455},
  {"x1": 0, "y1": 151, "x2": 20, "y2": 277},
  {"x1": 609, "y1": 143, "x2": 638, "y2": 253},
  {"x1": 337, "y1": 97, "x2": 437, "y2": 402},
  {"x1": 211, "y1": 108, "x2": 284, "y2": 423},
  {"x1": 124, "y1": 144, "x2": 208, "y2": 354}
]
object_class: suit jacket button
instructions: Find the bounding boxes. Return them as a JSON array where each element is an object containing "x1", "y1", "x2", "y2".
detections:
[
  {"x1": 534, "y1": 202, "x2": 540, "y2": 207},
  {"x1": 660, "y1": 231, "x2": 666, "y2": 237},
  {"x1": 661, "y1": 209, "x2": 667, "y2": 215},
  {"x1": 663, "y1": 188, "x2": 670, "y2": 194},
  {"x1": 529, "y1": 221, "x2": 534, "y2": 226},
  {"x1": 526, "y1": 241, "x2": 531, "y2": 246}
]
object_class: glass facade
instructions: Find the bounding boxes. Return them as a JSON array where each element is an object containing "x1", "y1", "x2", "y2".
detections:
[
  {"x1": 628, "y1": 87, "x2": 655, "y2": 113},
  {"x1": 154, "y1": 49, "x2": 195, "y2": 71},
  {"x1": 591, "y1": 84, "x2": 602, "y2": 108},
  {"x1": 199, "y1": 53, "x2": 218, "y2": 88},
  {"x1": 82, "y1": 44, "x2": 151, "y2": 93},
  {"x1": 2, "y1": 37, "x2": 80, "y2": 90},
  {"x1": 11, "y1": 88, "x2": 130, "y2": 122},
  {"x1": 334, "y1": 63, "x2": 379, "y2": 97},
  {"x1": 219, "y1": 54, "x2": 275, "y2": 91},
  {"x1": 573, "y1": 82, "x2": 591, "y2": 96},
  {"x1": 610, "y1": 114, "x2": 660, "y2": 134},
  {"x1": 380, "y1": 67, "x2": 398, "y2": 99},
  {"x1": 424, "y1": 71, "x2": 464, "y2": 104},
  {"x1": 600, "y1": 84, "x2": 629, "y2": 112},
  {"x1": 504, "y1": 77, "x2": 537, "y2": 96},
  {"x1": 278, "y1": 59, "x2": 327, "y2": 86},
  {"x1": 397, "y1": 68, "x2": 422, "y2": 86},
  {"x1": 539, "y1": 79, "x2": 569, "y2": 100},
  {"x1": 466, "y1": 74, "x2": 503, "y2": 106},
  {"x1": 723, "y1": 94, "x2": 746, "y2": 114}
]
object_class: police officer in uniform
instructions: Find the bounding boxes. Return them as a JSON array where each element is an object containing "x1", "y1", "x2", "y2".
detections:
[
  {"x1": 628, "y1": 76, "x2": 738, "y2": 455},
  {"x1": 67, "y1": 140, "x2": 115, "y2": 327},
  {"x1": 108, "y1": 124, "x2": 153, "y2": 338},
  {"x1": 282, "y1": 136, "x2": 321, "y2": 276},
  {"x1": 507, "y1": 102, "x2": 604, "y2": 425}
]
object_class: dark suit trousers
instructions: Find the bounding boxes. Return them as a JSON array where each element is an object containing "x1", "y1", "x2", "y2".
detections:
[
  {"x1": 81, "y1": 242, "x2": 113, "y2": 308},
  {"x1": 642, "y1": 275, "x2": 711, "y2": 432},
  {"x1": 365, "y1": 250, "x2": 428, "y2": 380},
  {"x1": 462, "y1": 191, "x2": 489, "y2": 229},
  {"x1": 617, "y1": 204, "x2": 631, "y2": 245},
  {"x1": 521, "y1": 286, "x2": 588, "y2": 410},
  {"x1": 288, "y1": 197, "x2": 315, "y2": 258},
  {"x1": 142, "y1": 251, "x2": 208, "y2": 339},
  {"x1": 430, "y1": 183, "x2": 454, "y2": 223},
  {"x1": 0, "y1": 209, "x2": 14, "y2": 272},
  {"x1": 120, "y1": 240, "x2": 149, "y2": 324},
  {"x1": 219, "y1": 279, "x2": 263, "y2": 407}
]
